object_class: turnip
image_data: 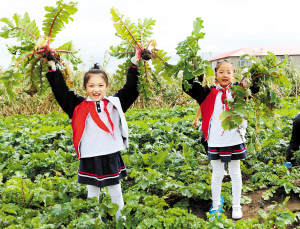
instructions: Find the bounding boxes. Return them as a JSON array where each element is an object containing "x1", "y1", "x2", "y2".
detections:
[
  {"x1": 0, "y1": 1, "x2": 81, "y2": 100},
  {"x1": 109, "y1": 8, "x2": 175, "y2": 102}
]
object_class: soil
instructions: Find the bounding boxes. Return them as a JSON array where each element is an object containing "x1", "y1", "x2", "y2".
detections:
[
  {"x1": 43, "y1": 50, "x2": 61, "y2": 63},
  {"x1": 189, "y1": 176, "x2": 300, "y2": 222},
  {"x1": 141, "y1": 49, "x2": 152, "y2": 60}
]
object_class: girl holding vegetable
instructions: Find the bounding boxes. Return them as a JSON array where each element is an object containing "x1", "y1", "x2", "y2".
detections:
[
  {"x1": 44, "y1": 50, "x2": 140, "y2": 222},
  {"x1": 183, "y1": 59, "x2": 259, "y2": 219}
]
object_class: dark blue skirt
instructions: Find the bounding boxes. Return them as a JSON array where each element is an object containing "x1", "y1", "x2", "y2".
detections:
[
  {"x1": 208, "y1": 143, "x2": 247, "y2": 162},
  {"x1": 78, "y1": 151, "x2": 128, "y2": 188}
]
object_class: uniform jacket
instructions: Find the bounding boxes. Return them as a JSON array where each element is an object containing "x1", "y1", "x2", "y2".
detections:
[
  {"x1": 182, "y1": 75, "x2": 259, "y2": 141},
  {"x1": 46, "y1": 65, "x2": 139, "y2": 159}
]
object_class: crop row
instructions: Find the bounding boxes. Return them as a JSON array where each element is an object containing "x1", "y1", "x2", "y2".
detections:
[{"x1": 0, "y1": 100, "x2": 300, "y2": 228}]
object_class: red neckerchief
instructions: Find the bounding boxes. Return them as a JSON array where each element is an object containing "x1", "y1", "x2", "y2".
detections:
[
  {"x1": 216, "y1": 84, "x2": 232, "y2": 136},
  {"x1": 216, "y1": 84, "x2": 232, "y2": 111},
  {"x1": 87, "y1": 99, "x2": 116, "y2": 140}
]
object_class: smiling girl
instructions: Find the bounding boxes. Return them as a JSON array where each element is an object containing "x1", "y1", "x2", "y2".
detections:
[
  {"x1": 44, "y1": 50, "x2": 140, "y2": 222},
  {"x1": 182, "y1": 59, "x2": 258, "y2": 220}
]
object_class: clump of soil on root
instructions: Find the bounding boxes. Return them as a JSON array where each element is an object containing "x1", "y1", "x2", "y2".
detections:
[
  {"x1": 141, "y1": 49, "x2": 152, "y2": 60},
  {"x1": 43, "y1": 50, "x2": 61, "y2": 63}
]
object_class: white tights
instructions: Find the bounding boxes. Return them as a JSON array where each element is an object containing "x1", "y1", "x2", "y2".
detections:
[
  {"x1": 87, "y1": 184, "x2": 124, "y2": 220},
  {"x1": 211, "y1": 159, "x2": 242, "y2": 209}
]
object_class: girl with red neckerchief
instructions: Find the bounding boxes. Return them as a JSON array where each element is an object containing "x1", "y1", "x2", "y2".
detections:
[
  {"x1": 183, "y1": 59, "x2": 259, "y2": 220},
  {"x1": 43, "y1": 50, "x2": 141, "y2": 222}
]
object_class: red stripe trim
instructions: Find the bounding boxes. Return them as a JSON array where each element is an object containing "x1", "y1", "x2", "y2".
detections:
[
  {"x1": 208, "y1": 149, "x2": 218, "y2": 152},
  {"x1": 78, "y1": 166, "x2": 126, "y2": 179},
  {"x1": 219, "y1": 152, "x2": 232, "y2": 154},
  {"x1": 132, "y1": 66, "x2": 138, "y2": 68},
  {"x1": 232, "y1": 147, "x2": 246, "y2": 152}
]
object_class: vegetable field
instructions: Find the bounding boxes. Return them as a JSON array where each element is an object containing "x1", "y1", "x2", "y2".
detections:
[
  {"x1": 1, "y1": 1, "x2": 300, "y2": 228},
  {"x1": 1, "y1": 99, "x2": 300, "y2": 228}
]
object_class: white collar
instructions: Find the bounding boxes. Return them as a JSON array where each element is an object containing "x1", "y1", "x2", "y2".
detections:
[
  {"x1": 86, "y1": 96, "x2": 108, "y2": 102},
  {"x1": 216, "y1": 83, "x2": 232, "y2": 91}
]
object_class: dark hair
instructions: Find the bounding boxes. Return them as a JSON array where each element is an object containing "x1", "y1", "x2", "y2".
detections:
[
  {"x1": 83, "y1": 63, "x2": 108, "y2": 88},
  {"x1": 214, "y1": 59, "x2": 235, "y2": 73}
]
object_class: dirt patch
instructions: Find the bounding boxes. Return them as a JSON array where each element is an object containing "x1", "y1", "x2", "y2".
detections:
[
  {"x1": 189, "y1": 198, "x2": 211, "y2": 219},
  {"x1": 237, "y1": 187, "x2": 300, "y2": 221},
  {"x1": 189, "y1": 186, "x2": 300, "y2": 221},
  {"x1": 287, "y1": 219, "x2": 300, "y2": 229}
]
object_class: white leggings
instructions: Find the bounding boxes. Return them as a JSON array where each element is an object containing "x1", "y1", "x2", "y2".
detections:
[
  {"x1": 211, "y1": 159, "x2": 242, "y2": 209},
  {"x1": 87, "y1": 184, "x2": 124, "y2": 220}
]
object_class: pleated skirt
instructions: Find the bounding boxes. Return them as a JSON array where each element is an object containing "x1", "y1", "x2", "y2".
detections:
[
  {"x1": 208, "y1": 143, "x2": 248, "y2": 162},
  {"x1": 78, "y1": 151, "x2": 128, "y2": 188}
]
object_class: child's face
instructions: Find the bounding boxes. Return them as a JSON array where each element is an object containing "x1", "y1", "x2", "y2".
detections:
[
  {"x1": 215, "y1": 63, "x2": 235, "y2": 88},
  {"x1": 85, "y1": 74, "x2": 108, "y2": 101}
]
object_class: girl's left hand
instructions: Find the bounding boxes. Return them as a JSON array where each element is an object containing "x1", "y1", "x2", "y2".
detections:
[{"x1": 192, "y1": 119, "x2": 198, "y2": 128}]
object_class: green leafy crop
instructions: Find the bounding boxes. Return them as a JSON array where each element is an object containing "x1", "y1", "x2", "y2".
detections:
[
  {"x1": 0, "y1": 1, "x2": 82, "y2": 100},
  {"x1": 109, "y1": 7, "x2": 175, "y2": 102},
  {"x1": 220, "y1": 52, "x2": 292, "y2": 136},
  {"x1": 176, "y1": 17, "x2": 215, "y2": 91}
]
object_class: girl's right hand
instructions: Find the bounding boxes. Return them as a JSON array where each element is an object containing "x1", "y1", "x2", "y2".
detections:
[
  {"x1": 43, "y1": 57, "x2": 56, "y2": 71},
  {"x1": 192, "y1": 119, "x2": 197, "y2": 128},
  {"x1": 131, "y1": 49, "x2": 141, "y2": 65}
]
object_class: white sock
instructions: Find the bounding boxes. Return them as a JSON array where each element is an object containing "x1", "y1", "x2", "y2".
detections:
[
  {"x1": 87, "y1": 185, "x2": 101, "y2": 220},
  {"x1": 211, "y1": 160, "x2": 224, "y2": 209},
  {"x1": 107, "y1": 183, "x2": 125, "y2": 221},
  {"x1": 228, "y1": 160, "x2": 242, "y2": 207}
]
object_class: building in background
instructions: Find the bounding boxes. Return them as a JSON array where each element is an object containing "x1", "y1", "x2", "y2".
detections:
[{"x1": 208, "y1": 45, "x2": 300, "y2": 71}]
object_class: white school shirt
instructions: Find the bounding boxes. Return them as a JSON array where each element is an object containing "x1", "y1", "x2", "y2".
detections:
[
  {"x1": 207, "y1": 89, "x2": 247, "y2": 147},
  {"x1": 79, "y1": 96, "x2": 126, "y2": 158}
]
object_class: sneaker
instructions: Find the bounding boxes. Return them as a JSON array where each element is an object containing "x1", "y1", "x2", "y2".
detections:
[
  {"x1": 209, "y1": 205, "x2": 223, "y2": 219},
  {"x1": 209, "y1": 196, "x2": 224, "y2": 211},
  {"x1": 232, "y1": 206, "x2": 243, "y2": 219},
  {"x1": 284, "y1": 162, "x2": 292, "y2": 167},
  {"x1": 209, "y1": 206, "x2": 223, "y2": 214},
  {"x1": 208, "y1": 196, "x2": 224, "y2": 219},
  {"x1": 220, "y1": 196, "x2": 224, "y2": 205}
]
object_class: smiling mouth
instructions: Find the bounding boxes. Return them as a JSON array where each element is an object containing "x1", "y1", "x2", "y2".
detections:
[{"x1": 93, "y1": 93, "x2": 100, "y2": 97}]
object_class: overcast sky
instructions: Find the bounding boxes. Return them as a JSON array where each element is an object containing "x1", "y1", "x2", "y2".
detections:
[{"x1": 0, "y1": 0, "x2": 299, "y2": 73}]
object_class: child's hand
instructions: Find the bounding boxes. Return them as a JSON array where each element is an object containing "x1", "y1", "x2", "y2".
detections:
[
  {"x1": 131, "y1": 49, "x2": 141, "y2": 65},
  {"x1": 42, "y1": 55, "x2": 56, "y2": 71},
  {"x1": 192, "y1": 119, "x2": 198, "y2": 128},
  {"x1": 240, "y1": 77, "x2": 250, "y2": 88}
]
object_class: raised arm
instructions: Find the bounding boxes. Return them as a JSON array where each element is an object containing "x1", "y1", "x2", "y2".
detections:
[
  {"x1": 45, "y1": 61, "x2": 84, "y2": 119},
  {"x1": 114, "y1": 64, "x2": 139, "y2": 113},
  {"x1": 114, "y1": 50, "x2": 141, "y2": 113},
  {"x1": 182, "y1": 74, "x2": 211, "y2": 106}
]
